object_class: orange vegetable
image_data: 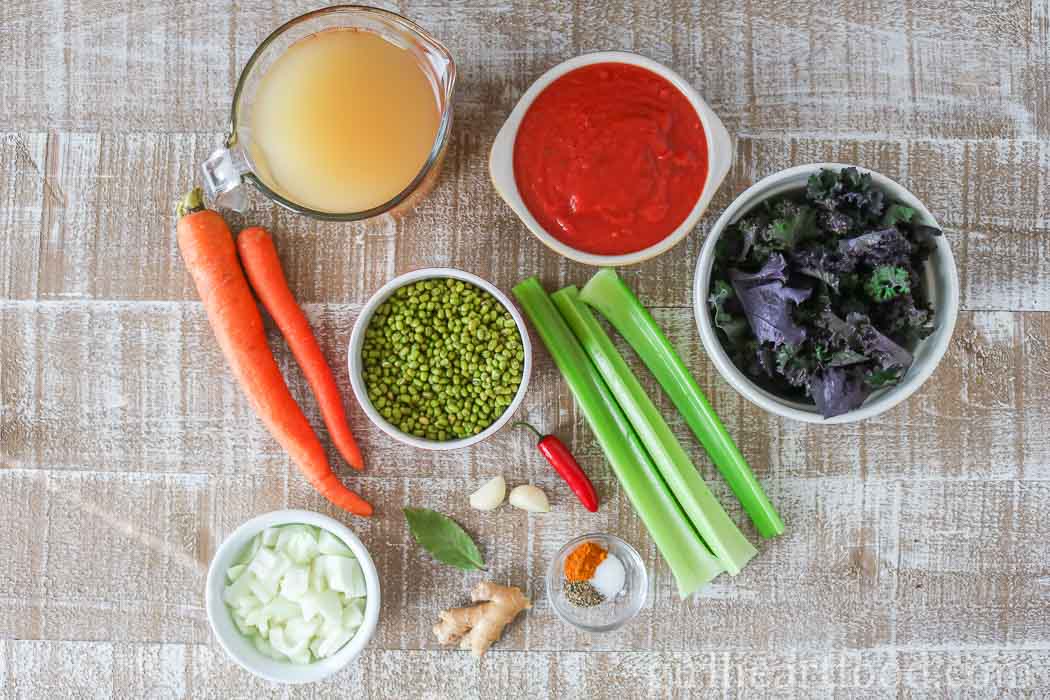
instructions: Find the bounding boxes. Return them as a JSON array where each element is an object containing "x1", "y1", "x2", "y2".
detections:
[
  {"x1": 237, "y1": 226, "x2": 364, "y2": 471},
  {"x1": 175, "y1": 188, "x2": 371, "y2": 516}
]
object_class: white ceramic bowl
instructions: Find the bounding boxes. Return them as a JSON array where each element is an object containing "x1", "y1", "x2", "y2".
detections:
[
  {"x1": 490, "y1": 51, "x2": 734, "y2": 267},
  {"x1": 693, "y1": 163, "x2": 960, "y2": 424},
  {"x1": 205, "y1": 510, "x2": 381, "y2": 684},
  {"x1": 348, "y1": 268, "x2": 533, "y2": 450}
]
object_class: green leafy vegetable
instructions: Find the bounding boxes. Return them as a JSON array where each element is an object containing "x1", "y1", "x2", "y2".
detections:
[
  {"x1": 865, "y1": 266, "x2": 911, "y2": 302},
  {"x1": 553, "y1": 286, "x2": 757, "y2": 574},
  {"x1": 579, "y1": 268, "x2": 785, "y2": 540},
  {"x1": 710, "y1": 167, "x2": 941, "y2": 418},
  {"x1": 708, "y1": 281, "x2": 749, "y2": 344},
  {"x1": 775, "y1": 343, "x2": 814, "y2": 388},
  {"x1": 768, "y1": 200, "x2": 818, "y2": 248},
  {"x1": 513, "y1": 277, "x2": 723, "y2": 596},
  {"x1": 865, "y1": 367, "x2": 903, "y2": 388},
  {"x1": 881, "y1": 203, "x2": 915, "y2": 227},
  {"x1": 403, "y1": 507, "x2": 485, "y2": 571}
]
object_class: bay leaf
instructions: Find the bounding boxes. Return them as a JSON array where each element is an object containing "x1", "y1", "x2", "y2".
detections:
[{"x1": 403, "y1": 507, "x2": 485, "y2": 571}]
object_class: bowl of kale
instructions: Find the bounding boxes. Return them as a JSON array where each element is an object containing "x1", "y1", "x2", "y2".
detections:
[{"x1": 693, "y1": 164, "x2": 959, "y2": 422}]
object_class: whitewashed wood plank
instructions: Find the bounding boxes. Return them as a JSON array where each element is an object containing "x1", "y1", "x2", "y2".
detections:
[
  {"x1": 37, "y1": 470, "x2": 210, "y2": 643},
  {"x1": 4, "y1": 462, "x2": 1047, "y2": 655},
  {"x1": 32, "y1": 132, "x2": 209, "y2": 301},
  {"x1": 0, "y1": 0, "x2": 235, "y2": 132},
  {"x1": 3, "y1": 1, "x2": 1046, "y2": 142},
  {"x1": 1, "y1": 0, "x2": 1048, "y2": 693},
  {"x1": 896, "y1": 648, "x2": 1050, "y2": 698},
  {"x1": 0, "y1": 132, "x2": 46, "y2": 299},
  {"x1": 4, "y1": 302, "x2": 1045, "y2": 484},
  {"x1": 3, "y1": 132, "x2": 1047, "y2": 310},
  {"x1": 743, "y1": 1, "x2": 1046, "y2": 141},
  {"x1": 0, "y1": 470, "x2": 48, "y2": 639},
  {"x1": 0, "y1": 640, "x2": 115, "y2": 699},
  {"x1": 3, "y1": 641, "x2": 1049, "y2": 698},
  {"x1": 0, "y1": 1, "x2": 67, "y2": 129},
  {"x1": 734, "y1": 136, "x2": 1050, "y2": 312},
  {"x1": 895, "y1": 480, "x2": 1050, "y2": 648}
]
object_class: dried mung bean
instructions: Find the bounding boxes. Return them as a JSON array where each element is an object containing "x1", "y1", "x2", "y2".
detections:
[{"x1": 362, "y1": 278, "x2": 525, "y2": 440}]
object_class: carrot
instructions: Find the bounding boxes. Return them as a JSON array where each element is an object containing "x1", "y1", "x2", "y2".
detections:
[
  {"x1": 175, "y1": 188, "x2": 372, "y2": 516},
  {"x1": 236, "y1": 227, "x2": 364, "y2": 471}
]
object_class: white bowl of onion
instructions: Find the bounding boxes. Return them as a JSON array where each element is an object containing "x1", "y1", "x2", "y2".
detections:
[{"x1": 205, "y1": 510, "x2": 380, "y2": 684}]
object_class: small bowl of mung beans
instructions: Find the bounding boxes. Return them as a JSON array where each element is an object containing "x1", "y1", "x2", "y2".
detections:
[{"x1": 348, "y1": 268, "x2": 533, "y2": 450}]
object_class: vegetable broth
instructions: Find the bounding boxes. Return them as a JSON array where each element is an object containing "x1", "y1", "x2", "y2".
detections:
[{"x1": 248, "y1": 28, "x2": 440, "y2": 213}]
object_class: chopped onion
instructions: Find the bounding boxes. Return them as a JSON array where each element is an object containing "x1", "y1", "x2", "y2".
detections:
[
  {"x1": 318, "y1": 529, "x2": 352, "y2": 557},
  {"x1": 224, "y1": 524, "x2": 367, "y2": 664},
  {"x1": 226, "y1": 564, "x2": 247, "y2": 583}
]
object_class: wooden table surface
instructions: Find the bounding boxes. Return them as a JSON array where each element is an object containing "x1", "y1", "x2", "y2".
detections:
[{"x1": 3, "y1": 1, "x2": 1050, "y2": 697}]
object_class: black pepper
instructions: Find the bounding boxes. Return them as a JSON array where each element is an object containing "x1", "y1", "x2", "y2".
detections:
[{"x1": 563, "y1": 580, "x2": 604, "y2": 607}]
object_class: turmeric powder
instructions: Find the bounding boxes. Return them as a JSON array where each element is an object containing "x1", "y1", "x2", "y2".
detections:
[{"x1": 564, "y1": 541, "x2": 607, "y2": 581}]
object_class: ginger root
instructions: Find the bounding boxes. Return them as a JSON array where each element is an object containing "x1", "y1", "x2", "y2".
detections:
[{"x1": 433, "y1": 581, "x2": 531, "y2": 657}]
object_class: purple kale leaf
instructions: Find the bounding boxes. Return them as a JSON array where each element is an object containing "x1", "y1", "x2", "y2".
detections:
[
  {"x1": 814, "y1": 309, "x2": 912, "y2": 370},
  {"x1": 810, "y1": 367, "x2": 872, "y2": 418},
  {"x1": 807, "y1": 166, "x2": 886, "y2": 224},
  {"x1": 790, "y1": 245, "x2": 856, "y2": 291},
  {"x1": 716, "y1": 209, "x2": 771, "y2": 264},
  {"x1": 827, "y1": 349, "x2": 868, "y2": 367},
  {"x1": 729, "y1": 252, "x2": 788, "y2": 285},
  {"x1": 845, "y1": 312, "x2": 913, "y2": 369},
  {"x1": 839, "y1": 228, "x2": 912, "y2": 267},
  {"x1": 814, "y1": 308, "x2": 854, "y2": 345},
  {"x1": 877, "y1": 296, "x2": 934, "y2": 347},
  {"x1": 841, "y1": 187, "x2": 886, "y2": 219},
  {"x1": 729, "y1": 255, "x2": 812, "y2": 347},
  {"x1": 819, "y1": 209, "x2": 854, "y2": 236}
]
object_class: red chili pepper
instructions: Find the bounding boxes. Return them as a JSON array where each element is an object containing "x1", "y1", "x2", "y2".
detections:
[{"x1": 515, "y1": 422, "x2": 599, "y2": 512}]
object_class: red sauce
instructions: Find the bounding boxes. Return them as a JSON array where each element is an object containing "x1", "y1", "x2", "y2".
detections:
[{"x1": 513, "y1": 63, "x2": 708, "y2": 256}]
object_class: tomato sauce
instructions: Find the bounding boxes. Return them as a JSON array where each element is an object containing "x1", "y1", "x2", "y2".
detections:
[{"x1": 513, "y1": 63, "x2": 708, "y2": 256}]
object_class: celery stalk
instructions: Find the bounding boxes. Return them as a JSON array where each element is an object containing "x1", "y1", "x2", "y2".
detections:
[
  {"x1": 553, "y1": 286, "x2": 758, "y2": 574},
  {"x1": 580, "y1": 269, "x2": 785, "y2": 539},
  {"x1": 512, "y1": 277, "x2": 723, "y2": 596}
]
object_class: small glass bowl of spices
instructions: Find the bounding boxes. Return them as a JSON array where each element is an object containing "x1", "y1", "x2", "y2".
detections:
[
  {"x1": 547, "y1": 533, "x2": 647, "y2": 633},
  {"x1": 348, "y1": 268, "x2": 532, "y2": 450}
]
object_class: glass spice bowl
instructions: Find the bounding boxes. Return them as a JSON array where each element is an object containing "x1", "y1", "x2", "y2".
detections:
[{"x1": 546, "y1": 533, "x2": 648, "y2": 633}]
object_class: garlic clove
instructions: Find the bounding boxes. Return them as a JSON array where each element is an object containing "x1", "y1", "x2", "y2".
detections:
[
  {"x1": 508, "y1": 484, "x2": 550, "y2": 513},
  {"x1": 469, "y1": 476, "x2": 507, "y2": 511}
]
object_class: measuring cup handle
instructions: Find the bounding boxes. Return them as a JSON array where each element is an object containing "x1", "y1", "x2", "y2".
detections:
[{"x1": 201, "y1": 145, "x2": 251, "y2": 212}]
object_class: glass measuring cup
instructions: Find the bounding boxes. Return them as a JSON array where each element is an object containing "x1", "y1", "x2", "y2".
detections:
[{"x1": 202, "y1": 6, "x2": 456, "y2": 220}]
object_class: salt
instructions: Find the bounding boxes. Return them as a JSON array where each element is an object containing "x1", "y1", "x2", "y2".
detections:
[{"x1": 589, "y1": 553, "x2": 625, "y2": 598}]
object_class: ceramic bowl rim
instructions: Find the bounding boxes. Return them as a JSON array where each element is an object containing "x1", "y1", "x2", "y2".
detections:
[
  {"x1": 204, "y1": 509, "x2": 381, "y2": 684},
  {"x1": 692, "y1": 162, "x2": 960, "y2": 423},
  {"x1": 489, "y1": 50, "x2": 735, "y2": 267},
  {"x1": 347, "y1": 267, "x2": 533, "y2": 450}
]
